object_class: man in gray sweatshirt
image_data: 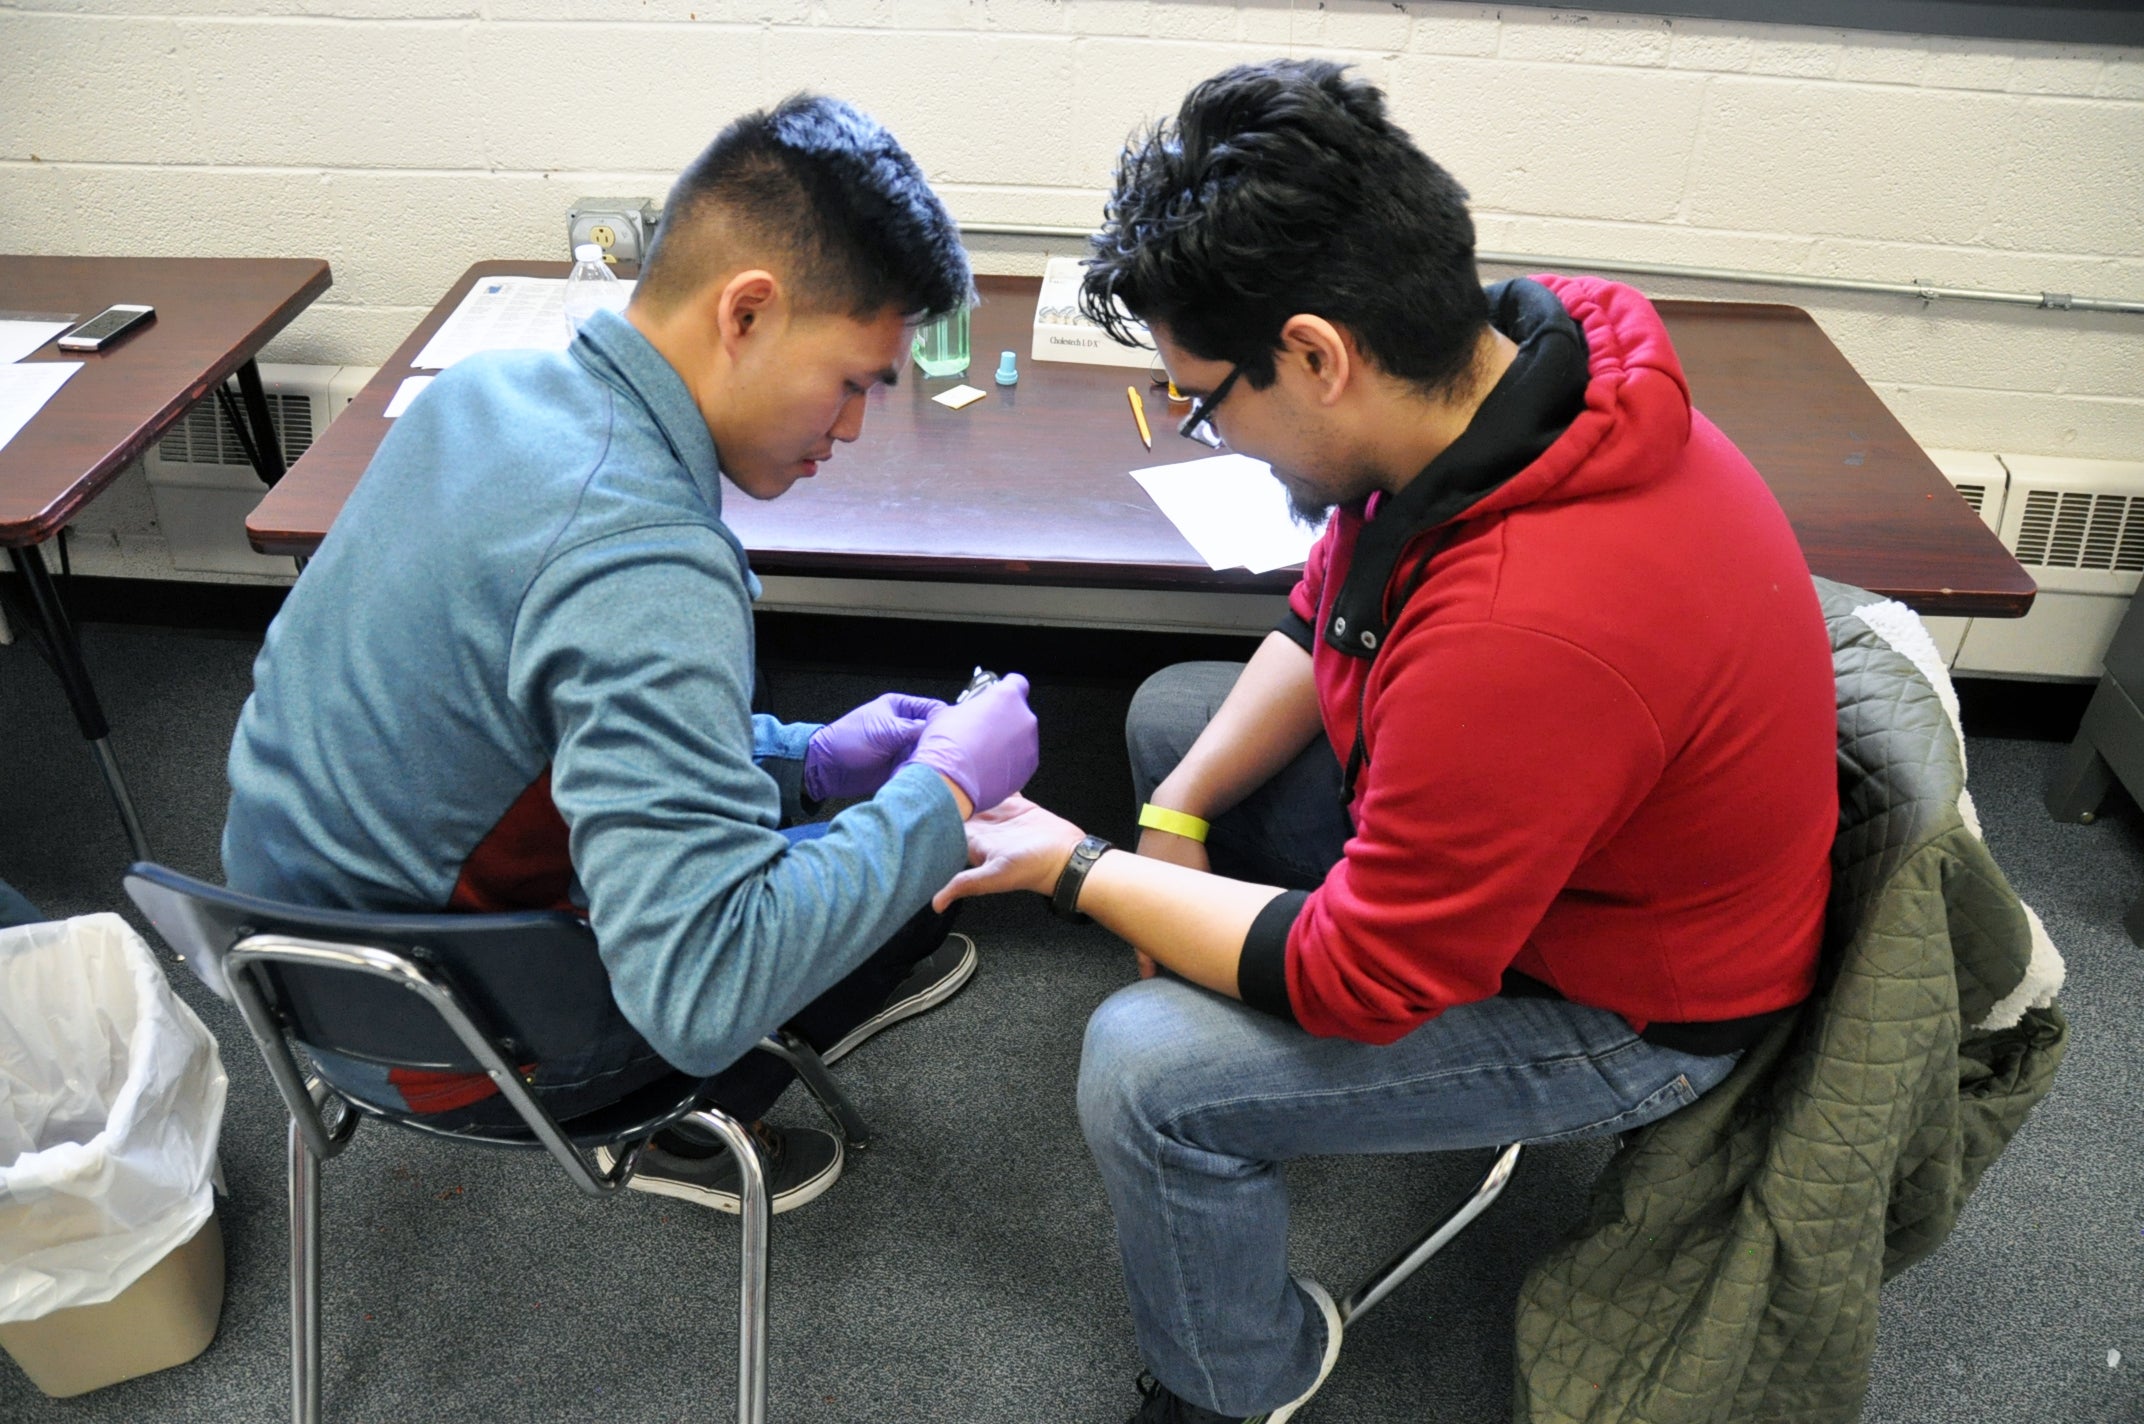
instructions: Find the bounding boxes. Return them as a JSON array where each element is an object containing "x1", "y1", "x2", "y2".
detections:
[{"x1": 225, "y1": 95, "x2": 1037, "y2": 1214}]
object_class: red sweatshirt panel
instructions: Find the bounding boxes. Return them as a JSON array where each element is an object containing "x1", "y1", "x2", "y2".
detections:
[
  {"x1": 1289, "y1": 621, "x2": 1667, "y2": 1043},
  {"x1": 447, "y1": 768, "x2": 580, "y2": 916},
  {"x1": 1280, "y1": 278, "x2": 1833, "y2": 1043}
]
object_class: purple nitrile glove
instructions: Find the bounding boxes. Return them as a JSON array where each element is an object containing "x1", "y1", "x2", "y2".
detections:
[
  {"x1": 901, "y1": 673, "x2": 1039, "y2": 814},
  {"x1": 804, "y1": 692, "x2": 949, "y2": 802}
]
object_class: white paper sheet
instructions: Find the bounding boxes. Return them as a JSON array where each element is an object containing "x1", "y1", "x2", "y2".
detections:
[
  {"x1": 932, "y1": 384, "x2": 987, "y2": 409},
  {"x1": 0, "y1": 320, "x2": 72, "y2": 365},
  {"x1": 410, "y1": 276, "x2": 636, "y2": 370},
  {"x1": 0, "y1": 362, "x2": 82, "y2": 454},
  {"x1": 384, "y1": 375, "x2": 434, "y2": 417},
  {"x1": 1129, "y1": 453, "x2": 1328, "y2": 573}
]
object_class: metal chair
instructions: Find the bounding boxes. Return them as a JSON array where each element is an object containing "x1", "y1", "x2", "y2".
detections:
[
  {"x1": 1336, "y1": 1144, "x2": 1523, "y2": 1327},
  {"x1": 124, "y1": 862, "x2": 866, "y2": 1424}
]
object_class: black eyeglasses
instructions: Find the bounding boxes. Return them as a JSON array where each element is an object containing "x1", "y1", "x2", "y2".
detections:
[{"x1": 1177, "y1": 365, "x2": 1242, "y2": 449}]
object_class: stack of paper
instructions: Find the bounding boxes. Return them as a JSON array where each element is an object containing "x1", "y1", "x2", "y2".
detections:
[
  {"x1": 1129, "y1": 453, "x2": 1328, "y2": 574},
  {"x1": 0, "y1": 319, "x2": 71, "y2": 365},
  {"x1": 0, "y1": 317, "x2": 82, "y2": 455},
  {"x1": 0, "y1": 365, "x2": 80, "y2": 454},
  {"x1": 384, "y1": 375, "x2": 434, "y2": 418}
]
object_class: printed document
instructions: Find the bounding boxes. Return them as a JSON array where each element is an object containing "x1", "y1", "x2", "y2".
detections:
[
  {"x1": 0, "y1": 363, "x2": 82, "y2": 455},
  {"x1": 411, "y1": 276, "x2": 637, "y2": 370},
  {"x1": 1130, "y1": 453, "x2": 1327, "y2": 574}
]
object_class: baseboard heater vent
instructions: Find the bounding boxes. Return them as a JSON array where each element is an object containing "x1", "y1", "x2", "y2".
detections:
[
  {"x1": 156, "y1": 389, "x2": 319, "y2": 470},
  {"x1": 2010, "y1": 488, "x2": 2144, "y2": 574},
  {"x1": 1950, "y1": 454, "x2": 2144, "y2": 680},
  {"x1": 140, "y1": 364, "x2": 374, "y2": 576}
]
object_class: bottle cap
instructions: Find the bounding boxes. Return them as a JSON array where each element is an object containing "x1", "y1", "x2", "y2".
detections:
[
  {"x1": 994, "y1": 350, "x2": 1019, "y2": 386},
  {"x1": 574, "y1": 244, "x2": 605, "y2": 263}
]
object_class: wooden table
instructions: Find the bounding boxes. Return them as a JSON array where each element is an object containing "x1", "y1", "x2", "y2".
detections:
[
  {"x1": 252, "y1": 264, "x2": 2034, "y2": 619},
  {"x1": 2, "y1": 255, "x2": 332, "y2": 860}
]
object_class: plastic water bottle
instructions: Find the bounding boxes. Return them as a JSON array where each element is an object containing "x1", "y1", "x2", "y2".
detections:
[{"x1": 563, "y1": 244, "x2": 625, "y2": 337}]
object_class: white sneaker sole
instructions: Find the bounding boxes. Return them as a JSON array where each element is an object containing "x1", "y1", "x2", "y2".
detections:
[
  {"x1": 820, "y1": 931, "x2": 979, "y2": 1065},
  {"x1": 593, "y1": 1137, "x2": 845, "y2": 1216},
  {"x1": 1258, "y1": 1278, "x2": 1344, "y2": 1423}
]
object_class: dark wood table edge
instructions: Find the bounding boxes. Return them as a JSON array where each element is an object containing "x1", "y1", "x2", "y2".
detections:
[
  {"x1": 745, "y1": 550, "x2": 1298, "y2": 593},
  {"x1": 3, "y1": 258, "x2": 334, "y2": 546}
]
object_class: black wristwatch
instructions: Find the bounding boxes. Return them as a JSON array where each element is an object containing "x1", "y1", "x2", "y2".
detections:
[{"x1": 1050, "y1": 835, "x2": 1114, "y2": 922}]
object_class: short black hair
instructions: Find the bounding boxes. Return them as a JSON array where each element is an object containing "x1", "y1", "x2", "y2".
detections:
[
  {"x1": 639, "y1": 93, "x2": 972, "y2": 322},
  {"x1": 1082, "y1": 60, "x2": 1489, "y2": 397}
]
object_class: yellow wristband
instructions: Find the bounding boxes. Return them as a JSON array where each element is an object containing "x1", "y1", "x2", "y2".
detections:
[{"x1": 1138, "y1": 803, "x2": 1211, "y2": 843}]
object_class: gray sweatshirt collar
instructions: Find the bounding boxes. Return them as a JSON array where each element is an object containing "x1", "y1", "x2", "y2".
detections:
[{"x1": 572, "y1": 307, "x2": 727, "y2": 517}]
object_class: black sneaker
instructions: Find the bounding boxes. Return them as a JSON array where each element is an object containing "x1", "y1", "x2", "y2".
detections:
[
  {"x1": 1130, "y1": 1375, "x2": 1240, "y2": 1424},
  {"x1": 595, "y1": 1119, "x2": 842, "y2": 1215},
  {"x1": 820, "y1": 931, "x2": 978, "y2": 1064},
  {"x1": 1124, "y1": 1279, "x2": 1343, "y2": 1424}
]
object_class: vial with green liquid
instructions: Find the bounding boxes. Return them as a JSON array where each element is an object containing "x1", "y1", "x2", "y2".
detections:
[{"x1": 911, "y1": 305, "x2": 971, "y2": 378}]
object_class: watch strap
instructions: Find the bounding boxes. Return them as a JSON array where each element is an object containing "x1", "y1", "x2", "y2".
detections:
[{"x1": 1051, "y1": 835, "x2": 1114, "y2": 922}]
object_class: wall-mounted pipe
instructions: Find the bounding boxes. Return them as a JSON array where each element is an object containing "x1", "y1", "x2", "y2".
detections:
[{"x1": 955, "y1": 221, "x2": 2144, "y2": 317}]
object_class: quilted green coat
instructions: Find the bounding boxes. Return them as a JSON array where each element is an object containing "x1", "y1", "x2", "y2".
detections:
[{"x1": 1513, "y1": 578, "x2": 2069, "y2": 1423}]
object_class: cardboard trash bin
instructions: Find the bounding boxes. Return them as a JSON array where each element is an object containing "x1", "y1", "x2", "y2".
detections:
[
  {"x1": 0, "y1": 1213, "x2": 226, "y2": 1397},
  {"x1": 0, "y1": 914, "x2": 229, "y2": 1397}
]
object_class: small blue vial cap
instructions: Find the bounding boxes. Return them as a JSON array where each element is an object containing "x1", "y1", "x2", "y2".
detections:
[{"x1": 994, "y1": 350, "x2": 1019, "y2": 385}]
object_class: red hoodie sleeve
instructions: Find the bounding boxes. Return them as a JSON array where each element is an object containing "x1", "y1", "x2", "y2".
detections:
[{"x1": 1282, "y1": 621, "x2": 1666, "y2": 1044}]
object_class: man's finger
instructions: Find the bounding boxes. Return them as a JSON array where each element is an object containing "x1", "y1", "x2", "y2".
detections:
[
  {"x1": 932, "y1": 863, "x2": 995, "y2": 912},
  {"x1": 888, "y1": 694, "x2": 947, "y2": 720}
]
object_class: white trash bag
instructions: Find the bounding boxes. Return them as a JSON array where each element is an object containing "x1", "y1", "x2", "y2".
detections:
[{"x1": 0, "y1": 913, "x2": 226, "y2": 1324}]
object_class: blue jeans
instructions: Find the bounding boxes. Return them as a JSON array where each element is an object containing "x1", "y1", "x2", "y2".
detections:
[
  {"x1": 1087, "y1": 661, "x2": 1740, "y2": 1415},
  {"x1": 0, "y1": 876, "x2": 41, "y2": 930}
]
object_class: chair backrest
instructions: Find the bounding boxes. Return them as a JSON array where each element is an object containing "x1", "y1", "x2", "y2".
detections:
[
  {"x1": 125, "y1": 863, "x2": 701, "y2": 1184},
  {"x1": 124, "y1": 862, "x2": 652, "y2": 1076}
]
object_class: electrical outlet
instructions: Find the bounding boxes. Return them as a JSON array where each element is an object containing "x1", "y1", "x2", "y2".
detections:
[{"x1": 567, "y1": 198, "x2": 659, "y2": 265}]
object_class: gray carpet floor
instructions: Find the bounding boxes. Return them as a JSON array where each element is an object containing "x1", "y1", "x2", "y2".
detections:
[{"x1": 1, "y1": 621, "x2": 2139, "y2": 1423}]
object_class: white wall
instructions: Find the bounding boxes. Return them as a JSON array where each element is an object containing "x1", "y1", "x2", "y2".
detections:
[{"x1": 3, "y1": 0, "x2": 2140, "y2": 459}]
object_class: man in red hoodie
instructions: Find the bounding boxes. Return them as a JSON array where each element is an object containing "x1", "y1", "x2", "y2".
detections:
[{"x1": 936, "y1": 60, "x2": 1838, "y2": 1424}]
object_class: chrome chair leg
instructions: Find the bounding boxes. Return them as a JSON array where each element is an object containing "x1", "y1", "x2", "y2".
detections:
[
  {"x1": 760, "y1": 1030, "x2": 871, "y2": 1148},
  {"x1": 1339, "y1": 1143, "x2": 1523, "y2": 1327},
  {"x1": 289, "y1": 1114, "x2": 323, "y2": 1424},
  {"x1": 683, "y1": 1109, "x2": 768, "y2": 1424}
]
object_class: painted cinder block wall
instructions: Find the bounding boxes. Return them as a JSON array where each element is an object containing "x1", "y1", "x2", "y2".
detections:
[{"x1": 2, "y1": 0, "x2": 2140, "y2": 460}]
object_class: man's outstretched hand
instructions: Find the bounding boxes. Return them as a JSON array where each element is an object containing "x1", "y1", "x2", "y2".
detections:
[
  {"x1": 932, "y1": 795, "x2": 1085, "y2": 912},
  {"x1": 804, "y1": 692, "x2": 947, "y2": 801}
]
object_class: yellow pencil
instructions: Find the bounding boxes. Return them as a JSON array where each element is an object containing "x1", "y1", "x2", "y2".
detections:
[{"x1": 1127, "y1": 385, "x2": 1152, "y2": 449}]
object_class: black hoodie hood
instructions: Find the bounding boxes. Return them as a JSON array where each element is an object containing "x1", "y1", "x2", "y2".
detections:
[{"x1": 1318, "y1": 277, "x2": 1589, "y2": 661}]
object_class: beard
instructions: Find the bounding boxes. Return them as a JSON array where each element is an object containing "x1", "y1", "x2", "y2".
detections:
[
  {"x1": 1275, "y1": 459, "x2": 1375, "y2": 529},
  {"x1": 1287, "y1": 488, "x2": 1334, "y2": 528}
]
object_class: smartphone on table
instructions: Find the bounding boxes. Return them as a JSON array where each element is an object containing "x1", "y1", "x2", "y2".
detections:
[{"x1": 57, "y1": 305, "x2": 156, "y2": 352}]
